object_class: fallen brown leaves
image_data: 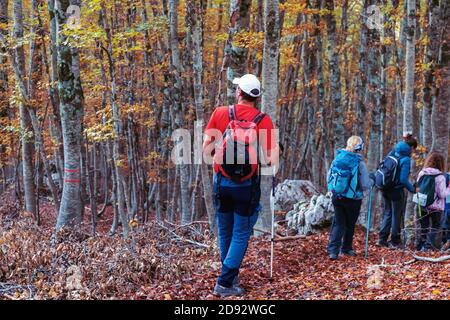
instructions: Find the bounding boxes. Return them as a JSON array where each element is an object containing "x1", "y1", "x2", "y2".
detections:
[{"x1": 0, "y1": 193, "x2": 448, "y2": 300}]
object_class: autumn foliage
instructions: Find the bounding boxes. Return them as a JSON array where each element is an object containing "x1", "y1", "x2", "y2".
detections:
[{"x1": 0, "y1": 189, "x2": 448, "y2": 300}]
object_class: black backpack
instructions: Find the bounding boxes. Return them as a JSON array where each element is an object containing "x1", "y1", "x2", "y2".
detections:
[
  {"x1": 375, "y1": 155, "x2": 400, "y2": 191},
  {"x1": 415, "y1": 174, "x2": 443, "y2": 208}
]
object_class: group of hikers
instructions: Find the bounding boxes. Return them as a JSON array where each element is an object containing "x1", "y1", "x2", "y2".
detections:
[
  {"x1": 327, "y1": 134, "x2": 450, "y2": 261},
  {"x1": 202, "y1": 73, "x2": 450, "y2": 297}
]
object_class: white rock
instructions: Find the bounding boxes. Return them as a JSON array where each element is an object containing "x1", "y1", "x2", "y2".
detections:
[
  {"x1": 274, "y1": 180, "x2": 319, "y2": 212},
  {"x1": 285, "y1": 192, "x2": 334, "y2": 236}
]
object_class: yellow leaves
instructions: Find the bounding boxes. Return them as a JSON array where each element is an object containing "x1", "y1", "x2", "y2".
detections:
[
  {"x1": 280, "y1": 2, "x2": 331, "y2": 16},
  {"x1": 416, "y1": 61, "x2": 433, "y2": 73},
  {"x1": 84, "y1": 116, "x2": 115, "y2": 142},
  {"x1": 115, "y1": 159, "x2": 127, "y2": 168},
  {"x1": 412, "y1": 144, "x2": 428, "y2": 167},
  {"x1": 418, "y1": 35, "x2": 429, "y2": 47},
  {"x1": 382, "y1": 37, "x2": 394, "y2": 46},
  {"x1": 144, "y1": 117, "x2": 157, "y2": 128},
  {"x1": 280, "y1": 2, "x2": 307, "y2": 14},
  {"x1": 123, "y1": 104, "x2": 148, "y2": 115},
  {"x1": 280, "y1": 46, "x2": 297, "y2": 68},
  {"x1": 431, "y1": 289, "x2": 441, "y2": 295},
  {"x1": 86, "y1": 0, "x2": 104, "y2": 12},
  {"x1": 129, "y1": 219, "x2": 138, "y2": 229},
  {"x1": 214, "y1": 33, "x2": 228, "y2": 42},
  {"x1": 233, "y1": 31, "x2": 264, "y2": 50}
]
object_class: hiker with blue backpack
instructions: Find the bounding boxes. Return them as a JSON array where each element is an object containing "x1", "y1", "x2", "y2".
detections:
[
  {"x1": 327, "y1": 136, "x2": 371, "y2": 260},
  {"x1": 203, "y1": 74, "x2": 278, "y2": 297},
  {"x1": 413, "y1": 153, "x2": 450, "y2": 251},
  {"x1": 376, "y1": 135, "x2": 418, "y2": 248}
]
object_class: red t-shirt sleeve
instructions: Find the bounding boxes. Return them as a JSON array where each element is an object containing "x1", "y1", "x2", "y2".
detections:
[
  {"x1": 258, "y1": 115, "x2": 275, "y2": 153},
  {"x1": 205, "y1": 109, "x2": 217, "y2": 132}
]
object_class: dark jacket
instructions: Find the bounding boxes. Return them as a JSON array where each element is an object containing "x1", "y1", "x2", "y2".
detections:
[{"x1": 387, "y1": 141, "x2": 415, "y2": 193}]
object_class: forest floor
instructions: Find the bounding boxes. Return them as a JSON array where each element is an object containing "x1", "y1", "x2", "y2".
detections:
[{"x1": 0, "y1": 190, "x2": 448, "y2": 300}]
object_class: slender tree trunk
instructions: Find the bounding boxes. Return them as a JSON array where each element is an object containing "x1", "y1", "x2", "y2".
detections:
[
  {"x1": 224, "y1": 0, "x2": 251, "y2": 104},
  {"x1": 47, "y1": 0, "x2": 64, "y2": 186},
  {"x1": 421, "y1": 0, "x2": 434, "y2": 150},
  {"x1": 324, "y1": 0, "x2": 344, "y2": 151},
  {"x1": 366, "y1": 1, "x2": 381, "y2": 172},
  {"x1": 0, "y1": 0, "x2": 9, "y2": 196},
  {"x1": 100, "y1": 5, "x2": 129, "y2": 238},
  {"x1": 403, "y1": 0, "x2": 416, "y2": 135},
  {"x1": 257, "y1": 0, "x2": 280, "y2": 232},
  {"x1": 0, "y1": 0, "x2": 8, "y2": 105},
  {"x1": 169, "y1": 0, "x2": 191, "y2": 224},
  {"x1": 13, "y1": 0, "x2": 37, "y2": 217},
  {"x1": 187, "y1": 0, "x2": 216, "y2": 232},
  {"x1": 55, "y1": 0, "x2": 84, "y2": 230},
  {"x1": 431, "y1": 0, "x2": 449, "y2": 163},
  {"x1": 354, "y1": 0, "x2": 369, "y2": 137},
  {"x1": 313, "y1": 1, "x2": 329, "y2": 184},
  {"x1": 28, "y1": 0, "x2": 61, "y2": 213},
  {"x1": 301, "y1": 8, "x2": 319, "y2": 187}
]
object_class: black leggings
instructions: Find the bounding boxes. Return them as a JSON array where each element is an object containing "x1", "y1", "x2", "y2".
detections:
[
  {"x1": 327, "y1": 196, "x2": 362, "y2": 255},
  {"x1": 417, "y1": 209, "x2": 441, "y2": 250}
]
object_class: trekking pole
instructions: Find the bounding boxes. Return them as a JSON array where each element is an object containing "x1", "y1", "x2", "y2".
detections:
[
  {"x1": 365, "y1": 186, "x2": 374, "y2": 259},
  {"x1": 269, "y1": 166, "x2": 276, "y2": 280}
]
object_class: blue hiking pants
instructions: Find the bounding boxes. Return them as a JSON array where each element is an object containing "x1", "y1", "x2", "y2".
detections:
[{"x1": 213, "y1": 176, "x2": 260, "y2": 288}]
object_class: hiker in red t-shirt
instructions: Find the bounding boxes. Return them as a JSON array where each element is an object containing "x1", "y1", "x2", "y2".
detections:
[{"x1": 203, "y1": 74, "x2": 277, "y2": 297}]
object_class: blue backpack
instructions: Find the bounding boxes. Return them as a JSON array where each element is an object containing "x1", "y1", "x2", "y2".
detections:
[{"x1": 328, "y1": 150, "x2": 362, "y2": 199}]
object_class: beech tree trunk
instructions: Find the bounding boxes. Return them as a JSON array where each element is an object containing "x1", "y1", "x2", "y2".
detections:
[
  {"x1": 100, "y1": 4, "x2": 129, "y2": 238},
  {"x1": 0, "y1": 0, "x2": 7, "y2": 103},
  {"x1": 169, "y1": 0, "x2": 191, "y2": 224},
  {"x1": 430, "y1": 0, "x2": 449, "y2": 163},
  {"x1": 55, "y1": 0, "x2": 84, "y2": 230},
  {"x1": 354, "y1": 0, "x2": 369, "y2": 136},
  {"x1": 324, "y1": 0, "x2": 344, "y2": 151},
  {"x1": 366, "y1": 0, "x2": 381, "y2": 172},
  {"x1": 224, "y1": 0, "x2": 251, "y2": 104},
  {"x1": 258, "y1": 0, "x2": 280, "y2": 232},
  {"x1": 13, "y1": 0, "x2": 37, "y2": 217},
  {"x1": 403, "y1": 0, "x2": 416, "y2": 135},
  {"x1": 187, "y1": 0, "x2": 216, "y2": 233}
]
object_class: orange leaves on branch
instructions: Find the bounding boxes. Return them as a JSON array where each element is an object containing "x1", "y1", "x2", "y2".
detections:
[
  {"x1": 280, "y1": 1, "x2": 332, "y2": 16},
  {"x1": 232, "y1": 31, "x2": 264, "y2": 51}
]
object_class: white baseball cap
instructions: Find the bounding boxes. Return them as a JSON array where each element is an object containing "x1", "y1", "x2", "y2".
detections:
[{"x1": 232, "y1": 74, "x2": 261, "y2": 97}]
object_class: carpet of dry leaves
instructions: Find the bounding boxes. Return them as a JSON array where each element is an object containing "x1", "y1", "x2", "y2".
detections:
[{"x1": 0, "y1": 191, "x2": 448, "y2": 300}]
